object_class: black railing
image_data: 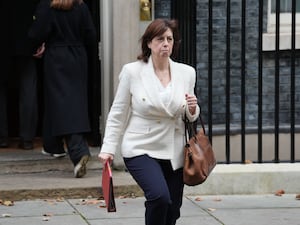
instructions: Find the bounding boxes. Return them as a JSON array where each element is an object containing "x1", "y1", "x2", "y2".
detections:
[
  {"x1": 291, "y1": 0, "x2": 296, "y2": 162},
  {"x1": 202, "y1": 0, "x2": 299, "y2": 164},
  {"x1": 171, "y1": 0, "x2": 299, "y2": 164}
]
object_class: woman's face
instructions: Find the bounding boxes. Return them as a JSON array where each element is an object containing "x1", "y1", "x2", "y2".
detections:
[{"x1": 147, "y1": 28, "x2": 174, "y2": 59}]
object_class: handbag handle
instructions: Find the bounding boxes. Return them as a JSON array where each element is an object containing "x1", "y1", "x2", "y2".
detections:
[{"x1": 184, "y1": 113, "x2": 206, "y2": 143}]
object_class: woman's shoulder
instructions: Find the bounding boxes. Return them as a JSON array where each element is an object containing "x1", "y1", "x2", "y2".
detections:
[
  {"x1": 172, "y1": 60, "x2": 195, "y2": 74},
  {"x1": 118, "y1": 60, "x2": 145, "y2": 80},
  {"x1": 121, "y1": 60, "x2": 145, "y2": 73},
  {"x1": 123, "y1": 60, "x2": 144, "y2": 68}
]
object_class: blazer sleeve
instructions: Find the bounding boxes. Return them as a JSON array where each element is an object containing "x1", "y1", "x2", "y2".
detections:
[
  {"x1": 185, "y1": 67, "x2": 200, "y2": 121},
  {"x1": 100, "y1": 66, "x2": 132, "y2": 155}
]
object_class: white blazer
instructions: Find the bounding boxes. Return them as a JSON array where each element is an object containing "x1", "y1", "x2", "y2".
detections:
[{"x1": 101, "y1": 56, "x2": 200, "y2": 170}]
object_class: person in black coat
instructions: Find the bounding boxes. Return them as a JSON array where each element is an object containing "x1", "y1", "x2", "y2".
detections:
[
  {"x1": 28, "y1": 0, "x2": 97, "y2": 178},
  {"x1": 0, "y1": 0, "x2": 39, "y2": 149}
]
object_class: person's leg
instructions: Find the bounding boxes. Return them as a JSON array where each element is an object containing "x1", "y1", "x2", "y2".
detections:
[
  {"x1": 42, "y1": 135, "x2": 66, "y2": 157},
  {"x1": 124, "y1": 155, "x2": 172, "y2": 225},
  {"x1": 65, "y1": 133, "x2": 90, "y2": 178},
  {"x1": 159, "y1": 161, "x2": 184, "y2": 225},
  {"x1": 18, "y1": 56, "x2": 38, "y2": 149}
]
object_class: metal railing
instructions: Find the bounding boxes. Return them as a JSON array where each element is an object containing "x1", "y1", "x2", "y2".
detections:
[
  {"x1": 205, "y1": 0, "x2": 299, "y2": 164},
  {"x1": 164, "y1": 0, "x2": 299, "y2": 164}
]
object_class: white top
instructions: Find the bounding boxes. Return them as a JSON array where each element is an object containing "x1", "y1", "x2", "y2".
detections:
[{"x1": 155, "y1": 77, "x2": 172, "y2": 106}]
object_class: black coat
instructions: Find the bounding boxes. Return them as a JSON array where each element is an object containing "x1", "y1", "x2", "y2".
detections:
[
  {"x1": 28, "y1": 0, "x2": 96, "y2": 136},
  {"x1": 10, "y1": 0, "x2": 40, "y2": 56}
]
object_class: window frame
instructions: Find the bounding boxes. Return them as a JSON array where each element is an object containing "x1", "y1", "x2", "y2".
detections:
[{"x1": 263, "y1": 0, "x2": 300, "y2": 51}]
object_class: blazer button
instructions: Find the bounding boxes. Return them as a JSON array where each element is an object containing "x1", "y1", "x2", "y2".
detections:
[
  {"x1": 157, "y1": 120, "x2": 161, "y2": 123},
  {"x1": 142, "y1": 98, "x2": 146, "y2": 101}
]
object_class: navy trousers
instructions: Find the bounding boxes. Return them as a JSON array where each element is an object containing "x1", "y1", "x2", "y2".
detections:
[
  {"x1": 124, "y1": 155, "x2": 184, "y2": 225},
  {"x1": 43, "y1": 134, "x2": 90, "y2": 165}
]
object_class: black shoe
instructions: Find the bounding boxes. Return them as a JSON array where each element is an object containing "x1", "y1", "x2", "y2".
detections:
[
  {"x1": 19, "y1": 140, "x2": 34, "y2": 150},
  {"x1": 0, "y1": 138, "x2": 8, "y2": 148}
]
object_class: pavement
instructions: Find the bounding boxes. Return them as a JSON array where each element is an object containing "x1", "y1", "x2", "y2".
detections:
[
  {"x1": 0, "y1": 194, "x2": 300, "y2": 225},
  {"x1": 0, "y1": 139, "x2": 300, "y2": 224}
]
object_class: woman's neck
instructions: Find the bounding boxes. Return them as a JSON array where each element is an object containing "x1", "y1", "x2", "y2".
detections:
[
  {"x1": 152, "y1": 56, "x2": 169, "y2": 71},
  {"x1": 152, "y1": 57, "x2": 171, "y2": 87}
]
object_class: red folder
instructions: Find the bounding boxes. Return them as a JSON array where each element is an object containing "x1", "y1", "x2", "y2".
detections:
[{"x1": 102, "y1": 161, "x2": 116, "y2": 212}]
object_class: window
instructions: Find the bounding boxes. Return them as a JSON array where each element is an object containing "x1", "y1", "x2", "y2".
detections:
[
  {"x1": 270, "y1": 0, "x2": 300, "y2": 13},
  {"x1": 263, "y1": 0, "x2": 300, "y2": 51}
]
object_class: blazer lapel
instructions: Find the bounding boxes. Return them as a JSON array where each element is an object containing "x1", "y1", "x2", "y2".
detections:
[
  {"x1": 167, "y1": 58, "x2": 186, "y2": 117},
  {"x1": 139, "y1": 57, "x2": 186, "y2": 117},
  {"x1": 140, "y1": 57, "x2": 165, "y2": 111}
]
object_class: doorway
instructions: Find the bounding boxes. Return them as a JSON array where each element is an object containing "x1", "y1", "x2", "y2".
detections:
[{"x1": 5, "y1": 0, "x2": 101, "y2": 147}]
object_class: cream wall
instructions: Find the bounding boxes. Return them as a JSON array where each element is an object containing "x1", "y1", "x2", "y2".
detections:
[
  {"x1": 112, "y1": 0, "x2": 152, "y2": 92},
  {"x1": 101, "y1": 0, "x2": 152, "y2": 168},
  {"x1": 112, "y1": 0, "x2": 139, "y2": 90}
]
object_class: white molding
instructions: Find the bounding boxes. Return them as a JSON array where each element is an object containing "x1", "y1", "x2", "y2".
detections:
[
  {"x1": 264, "y1": 0, "x2": 300, "y2": 51},
  {"x1": 263, "y1": 32, "x2": 300, "y2": 51},
  {"x1": 100, "y1": 0, "x2": 114, "y2": 133}
]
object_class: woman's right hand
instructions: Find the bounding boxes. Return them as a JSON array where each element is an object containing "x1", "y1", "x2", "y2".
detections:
[{"x1": 98, "y1": 152, "x2": 114, "y2": 164}]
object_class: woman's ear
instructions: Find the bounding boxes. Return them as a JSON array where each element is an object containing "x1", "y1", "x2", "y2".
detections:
[{"x1": 147, "y1": 41, "x2": 151, "y2": 50}]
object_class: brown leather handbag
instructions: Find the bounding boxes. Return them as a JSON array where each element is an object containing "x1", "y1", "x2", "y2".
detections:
[{"x1": 183, "y1": 114, "x2": 217, "y2": 186}]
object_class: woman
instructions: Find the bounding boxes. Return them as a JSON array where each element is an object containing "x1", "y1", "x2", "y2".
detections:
[
  {"x1": 99, "y1": 19, "x2": 200, "y2": 225},
  {"x1": 28, "y1": 0, "x2": 96, "y2": 178}
]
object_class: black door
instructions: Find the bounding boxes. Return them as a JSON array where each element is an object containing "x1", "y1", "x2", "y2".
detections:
[
  {"x1": 5, "y1": 0, "x2": 101, "y2": 146},
  {"x1": 85, "y1": 0, "x2": 102, "y2": 146}
]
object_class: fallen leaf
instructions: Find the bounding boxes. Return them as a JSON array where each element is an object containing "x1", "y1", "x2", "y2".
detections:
[
  {"x1": 275, "y1": 189, "x2": 285, "y2": 196},
  {"x1": 207, "y1": 208, "x2": 216, "y2": 212},
  {"x1": 56, "y1": 197, "x2": 64, "y2": 202},
  {"x1": 296, "y1": 194, "x2": 300, "y2": 200},
  {"x1": 3, "y1": 201, "x2": 14, "y2": 206},
  {"x1": 118, "y1": 195, "x2": 127, "y2": 199},
  {"x1": 81, "y1": 199, "x2": 102, "y2": 205},
  {"x1": 213, "y1": 197, "x2": 222, "y2": 201},
  {"x1": 194, "y1": 197, "x2": 203, "y2": 201},
  {"x1": 244, "y1": 159, "x2": 253, "y2": 164},
  {"x1": 43, "y1": 199, "x2": 57, "y2": 205},
  {"x1": 118, "y1": 193, "x2": 136, "y2": 199}
]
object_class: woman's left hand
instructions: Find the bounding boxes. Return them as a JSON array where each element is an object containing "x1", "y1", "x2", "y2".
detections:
[{"x1": 185, "y1": 94, "x2": 198, "y2": 115}]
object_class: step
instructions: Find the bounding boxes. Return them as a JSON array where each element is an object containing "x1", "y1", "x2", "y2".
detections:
[
  {"x1": 0, "y1": 143, "x2": 101, "y2": 174},
  {"x1": 185, "y1": 163, "x2": 300, "y2": 195},
  {"x1": 1, "y1": 142, "x2": 300, "y2": 200}
]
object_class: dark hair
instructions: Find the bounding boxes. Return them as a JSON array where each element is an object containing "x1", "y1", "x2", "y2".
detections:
[
  {"x1": 137, "y1": 19, "x2": 180, "y2": 63},
  {"x1": 51, "y1": 0, "x2": 83, "y2": 10}
]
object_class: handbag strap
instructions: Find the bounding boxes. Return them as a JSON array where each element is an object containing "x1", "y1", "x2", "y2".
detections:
[{"x1": 184, "y1": 113, "x2": 206, "y2": 144}]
